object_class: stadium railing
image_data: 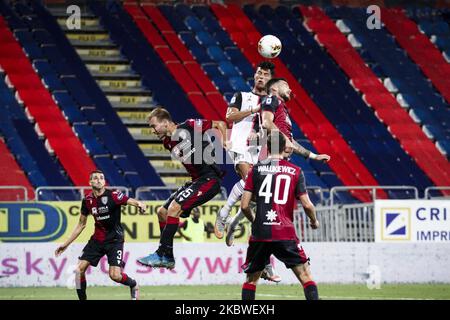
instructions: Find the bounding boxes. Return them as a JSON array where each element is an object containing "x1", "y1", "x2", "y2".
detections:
[
  {"x1": 35, "y1": 186, "x2": 129, "y2": 201},
  {"x1": 295, "y1": 203, "x2": 375, "y2": 242},
  {"x1": 135, "y1": 186, "x2": 229, "y2": 201},
  {"x1": 0, "y1": 185, "x2": 29, "y2": 201},
  {"x1": 425, "y1": 186, "x2": 450, "y2": 199},
  {"x1": 330, "y1": 185, "x2": 419, "y2": 206}
]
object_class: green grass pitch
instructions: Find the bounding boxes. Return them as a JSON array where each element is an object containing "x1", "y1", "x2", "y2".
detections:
[{"x1": 1, "y1": 284, "x2": 450, "y2": 300}]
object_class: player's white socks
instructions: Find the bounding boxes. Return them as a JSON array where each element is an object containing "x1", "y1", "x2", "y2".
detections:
[
  {"x1": 219, "y1": 179, "x2": 245, "y2": 220},
  {"x1": 229, "y1": 208, "x2": 245, "y2": 227}
]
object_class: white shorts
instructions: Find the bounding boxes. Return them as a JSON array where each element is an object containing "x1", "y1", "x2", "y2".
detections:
[{"x1": 228, "y1": 147, "x2": 261, "y2": 168}]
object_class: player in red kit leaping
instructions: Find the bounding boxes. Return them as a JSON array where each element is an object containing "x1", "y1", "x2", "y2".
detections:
[
  {"x1": 137, "y1": 107, "x2": 228, "y2": 269},
  {"x1": 240, "y1": 131, "x2": 320, "y2": 300}
]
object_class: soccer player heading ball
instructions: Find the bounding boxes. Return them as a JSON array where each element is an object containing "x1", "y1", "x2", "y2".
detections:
[
  {"x1": 137, "y1": 107, "x2": 228, "y2": 269},
  {"x1": 55, "y1": 170, "x2": 146, "y2": 300}
]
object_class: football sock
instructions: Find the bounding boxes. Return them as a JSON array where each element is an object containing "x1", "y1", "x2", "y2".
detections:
[
  {"x1": 219, "y1": 179, "x2": 245, "y2": 219},
  {"x1": 229, "y1": 208, "x2": 245, "y2": 227},
  {"x1": 159, "y1": 221, "x2": 166, "y2": 233},
  {"x1": 242, "y1": 282, "x2": 256, "y2": 300},
  {"x1": 76, "y1": 273, "x2": 87, "y2": 300},
  {"x1": 158, "y1": 216, "x2": 179, "y2": 258},
  {"x1": 119, "y1": 273, "x2": 137, "y2": 288},
  {"x1": 303, "y1": 281, "x2": 319, "y2": 300}
]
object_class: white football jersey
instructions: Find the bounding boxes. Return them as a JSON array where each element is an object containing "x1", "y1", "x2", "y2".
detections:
[{"x1": 228, "y1": 91, "x2": 262, "y2": 154}]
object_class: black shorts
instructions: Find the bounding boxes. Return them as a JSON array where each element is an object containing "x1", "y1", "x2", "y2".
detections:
[
  {"x1": 162, "y1": 175, "x2": 221, "y2": 218},
  {"x1": 242, "y1": 240, "x2": 310, "y2": 273},
  {"x1": 79, "y1": 239, "x2": 124, "y2": 267}
]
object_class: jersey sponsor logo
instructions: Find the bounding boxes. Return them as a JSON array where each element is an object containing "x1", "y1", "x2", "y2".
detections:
[
  {"x1": 96, "y1": 215, "x2": 110, "y2": 221},
  {"x1": 98, "y1": 206, "x2": 109, "y2": 214},
  {"x1": 264, "y1": 209, "x2": 281, "y2": 226},
  {"x1": 91, "y1": 207, "x2": 98, "y2": 215}
]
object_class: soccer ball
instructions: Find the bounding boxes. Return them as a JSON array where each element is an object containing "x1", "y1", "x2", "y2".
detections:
[{"x1": 257, "y1": 35, "x2": 282, "y2": 59}]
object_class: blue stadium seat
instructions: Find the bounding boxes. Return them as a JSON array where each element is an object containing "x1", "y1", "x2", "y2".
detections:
[
  {"x1": 218, "y1": 61, "x2": 240, "y2": 77},
  {"x1": 73, "y1": 124, "x2": 108, "y2": 156},
  {"x1": 184, "y1": 16, "x2": 205, "y2": 32},
  {"x1": 94, "y1": 157, "x2": 129, "y2": 186},
  {"x1": 195, "y1": 31, "x2": 217, "y2": 46},
  {"x1": 228, "y1": 76, "x2": 251, "y2": 91},
  {"x1": 206, "y1": 45, "x2": 227, "y2": 62}
]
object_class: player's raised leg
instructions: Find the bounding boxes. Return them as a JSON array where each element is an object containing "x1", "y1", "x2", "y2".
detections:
[
  {"x1": 75, "y1": 260, "x2": 90, "y2": 300},
  {"x1": 215, "y1": 178, "x2": 244, "y2": 238},
  {"x1": 216, "y1": 160, "x2": 251, "y2": 240},
  {"x1": 139, "y1": 176, "x2": 221, "y2": 269},
  {"x1": 157, "y1": 206, "x2": 168, "y2": 234}
]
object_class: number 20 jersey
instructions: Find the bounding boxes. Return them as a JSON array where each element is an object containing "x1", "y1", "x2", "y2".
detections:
[{"x1": 244, "y1": 158, "x2": 307, "y2": 242}]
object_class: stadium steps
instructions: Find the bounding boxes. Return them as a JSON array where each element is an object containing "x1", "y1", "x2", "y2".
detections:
[
  {"x1": 301, "y1": 6, "x2": 450, "y2": 191},
  {"x1": 381, "y1": 8, "x2": 450, "y2": 104},
  {"x1": 51, "y1": 6, "x2": 176, "y2": 179},
  {"x1": 210, "y1": 3, "x2": 383, "y2": 202},
  {"x1": 53, "y1": 3, "x2": 189, "y2": 180},
  {"x1": 23, "y1": 1, "x2": 164, "y2": 191},
  {"x1": 0, "y1": 15, "x2": 97, "y2": 186}
]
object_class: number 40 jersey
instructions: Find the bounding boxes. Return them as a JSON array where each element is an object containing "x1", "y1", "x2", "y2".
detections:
[{"x1": 244, "y1": 158, "x2": 307, "y2": 242}]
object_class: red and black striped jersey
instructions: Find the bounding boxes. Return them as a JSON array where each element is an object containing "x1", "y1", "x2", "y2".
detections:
[
  {"x1": 261, "y1": 95, "x2": 293, "y2": 142},
  {"x1": 244, "y1": 158, "x2": 307, "y2": 242},
  {"x1": 162, "y1": 119, "x2": 224, "y2": 180},
  {"x1": 81, "y1": 189, "x2": 129, "y2": 243}
]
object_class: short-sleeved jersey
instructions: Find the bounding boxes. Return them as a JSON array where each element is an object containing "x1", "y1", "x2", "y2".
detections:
[
  {"x1": 244, "y1": 158, "x2": 307, "y2": 242},
  {"x1": 261, "y1": 95, "x2": 293, "y2": 142},
  {"x1": 162, "y1": 119, "x2": 224, "y2": 180},
  {"x1": 228, "y1": 92, "x2": 263, "y2": 154},
  {"x1": 81, "y1": 189, "x2": 129, "y2": 243}
]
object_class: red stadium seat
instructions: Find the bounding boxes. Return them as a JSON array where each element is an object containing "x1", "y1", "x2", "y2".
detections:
[
  {"x1": 154, "y1": 46, "x2": 179, "y2": 63},
  {"x1": 184, "y1": 61, "x2": 217, "y2": 93}
]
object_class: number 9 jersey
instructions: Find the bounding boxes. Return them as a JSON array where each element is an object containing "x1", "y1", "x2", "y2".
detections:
[{"x1": 244, "y1": 158, "x2": 307, "y2": 242}]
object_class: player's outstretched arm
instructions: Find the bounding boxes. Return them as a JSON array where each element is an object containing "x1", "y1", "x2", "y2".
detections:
[
  {"x1": 240, "y1": 191, "x2": 255, "y2": 223},
  {"x1": 299, "y1": 193, "x2": 319, "y2": 230},
  {"x1": 262, "y1": 110, "x2": 277, "y2": 132},
  {"x1": 212, "y1": 120, "x2": 230, "y2": 150},
  {"x1": 126, "y1": 198, "x2": 146, "y2": 213},
  {"x1": 226, "y1": 106, "x2": 260, "y2": 123},
  {"x1": 292, "y1": 141, "x2": 331, "y2": 162},
  {"x1": 55, "y1": 214, "x2": 87, "y2": 257}
]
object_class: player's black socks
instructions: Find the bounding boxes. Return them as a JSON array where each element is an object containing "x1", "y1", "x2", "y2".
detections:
[
  {"x1": 159, "y1": 216, "x2": 179, "y2": 257},
  {"x1": 120, "y1": 273, "x2": 137, "y2": 288},
  {"x1": 303, "y1": 281, "x2": 319, "y2": 300},
  {"x1": 76, "y1": 273, "x2": 87, "y2": 300},
  {"x1": 242, "y1": 282, "x2": 256, "y2": 300}
]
